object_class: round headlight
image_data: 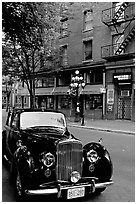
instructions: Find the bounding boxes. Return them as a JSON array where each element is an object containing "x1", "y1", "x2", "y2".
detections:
[
  {"x1": 70, "y1": 171, "x2": 81, "y2": 183},
  {"x1": 41, "y1": 152, "x2": 55, "y2": 167},
  {"x1": 87, "y1": 149, "x2": 99, "y2": 163}
]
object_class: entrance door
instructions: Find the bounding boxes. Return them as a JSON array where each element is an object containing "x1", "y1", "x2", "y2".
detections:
[{"x1": 118, "y1": 97, "x2": 131, "y2": 120}]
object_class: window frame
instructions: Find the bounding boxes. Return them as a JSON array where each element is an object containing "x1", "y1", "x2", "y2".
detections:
[
  {"x1": 11, "y1": 113, "x2": 19, "y2": 129},
  {"x1": 85, "y1": 94, "x2": 103, "y2": 110},
  {"x1": 84, "y1": 9, "x2": 93, "y2": 31},
  {"x1": 60, "y1": 17, "x2": 68, "y2": 38},
  {"x1": 83, "y1": 39, "x2": 93, "y2": 61},
  {"x1": 60, "y1": 45, "x2": 68, "y2": 66}
]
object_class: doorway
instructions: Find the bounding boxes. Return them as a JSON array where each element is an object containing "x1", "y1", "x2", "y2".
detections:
[{"x1": 118, "y1": 97, "x2": 131, "y2": 120}]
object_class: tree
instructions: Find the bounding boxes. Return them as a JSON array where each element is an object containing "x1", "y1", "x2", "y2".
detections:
[
  {"x1": 2, "y1": 2, "x2": 63, "y2": 108},
  {"x1": 2, "y1": 75, "x2": 20, "y2": 111}
]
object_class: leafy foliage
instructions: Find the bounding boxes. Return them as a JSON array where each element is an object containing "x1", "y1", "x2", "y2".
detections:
[{"x1": 2, "y1": 2, "x2": 74, "y2": 108}]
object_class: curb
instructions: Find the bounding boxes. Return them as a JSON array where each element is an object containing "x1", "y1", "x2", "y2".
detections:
[{"x1": 68, "y1": 124, "x2": 135, "y2": 136}]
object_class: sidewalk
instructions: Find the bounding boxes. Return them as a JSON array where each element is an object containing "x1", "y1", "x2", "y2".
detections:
[{"x1": 67, "y1": 117, "x2": 135, "y2": 135}]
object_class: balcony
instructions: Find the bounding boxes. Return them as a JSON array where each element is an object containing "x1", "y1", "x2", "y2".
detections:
[
  {"x1": 102, "y1": 3, "x2": 135, "y2": 26},
  {"x1": 101, "y1": 43, "x2": 135, "y2": 60},
  {"x1": 101, "y1": 21, "x2": 135, "y2": 60}
]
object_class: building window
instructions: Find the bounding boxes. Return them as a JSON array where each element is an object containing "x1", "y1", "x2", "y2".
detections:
[
  {"x1": 60, "y1": 45, "x2": 68, "y2": 66},
  {"x1": 88, "y1": 69, "x2": 103, "y2": 84},
  {"x1": 58, "y1": 95, "x2": 71, "y2": 109},
  {"x1": 43, "y1": 77, "x2": 54, "y2": 87},
  {"x1": 47, "y1": 96, "x2": 54, "y2": 109},
  {"x1": 60, "y1": 17, "x2": 68, "y2": 37},
  {"x1": 2, "y1": 95, "x2": 7, "y2": 104},
  {"x1": 35, "y1": 77, "x2": 54, "y2": 88},
  {"x1": 83, "y1": 40, "x2": 93, "y2": 61},
  {"x1": 84, "y1": 10, "x2": 93, "y2": 31},
  {"x1": 35, "y1": 79, "x2": 43, "y2": 87},
  {"x1": 85, "y1": 95, "x2": 102, "y2": 110}
]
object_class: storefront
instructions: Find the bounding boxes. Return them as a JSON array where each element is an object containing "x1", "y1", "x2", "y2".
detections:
[
  {"x1": 52, "y1": 86, "x2": 71, "y2": 116},
  {"x1": 81, "y1": 84, "x2": 104, "y2": 119},
  {"x1": 35, "y1": 87, "x2": 54, "y2": 109},
  {"x1": 106, "y1": 67, "x2": 135, "y2": 121},
  {"x1": 113, "y1": 73, "x2": 132, "y2": 120}
]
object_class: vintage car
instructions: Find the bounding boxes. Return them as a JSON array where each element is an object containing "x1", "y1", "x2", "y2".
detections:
[{"x1": 2, "y1": 108, "x2": 113, "y2": 200}]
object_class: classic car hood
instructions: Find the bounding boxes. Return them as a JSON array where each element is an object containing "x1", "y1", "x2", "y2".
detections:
[{"x1": 21, "y1": 127, "x2": 71, "y2": 155}]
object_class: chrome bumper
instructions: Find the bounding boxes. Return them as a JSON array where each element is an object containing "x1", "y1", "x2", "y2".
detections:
[{"x1": 25, "y1": 180, "x2": 113, "y2": 197}]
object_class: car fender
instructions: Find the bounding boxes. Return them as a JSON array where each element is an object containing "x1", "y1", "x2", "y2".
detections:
[
  {"x1": 82, "y1": 142, "x2": 113, "y2": 182},
  {"x1": 13, "y1": 143, "x2": 35, "y2": 179}
]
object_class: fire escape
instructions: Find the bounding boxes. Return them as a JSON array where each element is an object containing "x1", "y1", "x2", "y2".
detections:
[{"x1": 101, "y1": 3, "x2": 135, "y2": 60}]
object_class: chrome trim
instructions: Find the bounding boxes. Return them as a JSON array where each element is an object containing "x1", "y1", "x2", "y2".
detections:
[
  {"x1": 59, "y1": 183, "x2": 93, "y2": 190},
  {"x1": 95, "y1": 181, "x2": 114, "y2": 189},
  {"x1": 25, "y1": 188, "x2": 58, "y2": 195},
  {"x1": 56, "y1": 139, "x2": 83, "y2": 181},
  {"x1": 25, "y1": 180, "x2": 114, "y2": 196},
  {"x1": 57, "y1": 138, "x2": 83, "y2": 145},
  {"x1": 3, "y1": 155, "x2": 9, "y2": 162},
  {"x1": 25, "y1": 183, "x2": 93, "y2": 196}
]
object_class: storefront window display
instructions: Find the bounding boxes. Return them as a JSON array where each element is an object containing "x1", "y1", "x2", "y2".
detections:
[
  {"x1": 58, "y1": 95, "x2": 71, "y2": 109},
  {"x1": 85, "y1": 95, "x2": 103, "y2": 110},
  {"x1": 47, "y1": 96, "x2": 54, "y2": 109}
]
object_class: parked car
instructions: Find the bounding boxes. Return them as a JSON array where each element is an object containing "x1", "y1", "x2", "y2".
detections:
[{"x1": 2, "y1": 108, "x2": 113, "y2": 200}]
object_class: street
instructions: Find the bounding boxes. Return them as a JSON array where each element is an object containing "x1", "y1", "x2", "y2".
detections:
[{"x1": 2, "y1": 112, "x2": 135, "y2": 202}]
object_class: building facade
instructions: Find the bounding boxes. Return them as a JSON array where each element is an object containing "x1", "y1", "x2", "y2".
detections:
[
  {"x1": 7, "y1": 2, "x2": 135, "y2": 121},
  {"x1": 101, "y1": 2, "x2": 135, "y2": 121}
]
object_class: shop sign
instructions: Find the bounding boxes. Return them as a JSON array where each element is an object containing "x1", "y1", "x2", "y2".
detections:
[
  {"x1": 113, "y1": 73, "x2": 132, "y2": 83},
  {"x1": 107, "y1": 89, "x2": 114, "y2": 104}
]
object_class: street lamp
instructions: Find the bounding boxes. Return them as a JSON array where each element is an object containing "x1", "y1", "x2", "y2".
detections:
[{"x1": 69, "y1": 70, "x2": 85, "y2": 124}]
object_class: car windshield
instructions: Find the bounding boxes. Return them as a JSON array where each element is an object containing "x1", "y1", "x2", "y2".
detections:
[{"x1": 20, "y1": 112, "x2": 66, "y2": 130}]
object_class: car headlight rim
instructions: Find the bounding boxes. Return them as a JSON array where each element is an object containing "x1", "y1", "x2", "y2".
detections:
[
  {"x1": 87, "y1": 149, "x2": 99, "y2": 163},
  {"x1": 41, "y1": 152, "x2": 55, "y2": 168},
  {"x1": 70, "y1": 171, "x2": 81, "y2": 183}
]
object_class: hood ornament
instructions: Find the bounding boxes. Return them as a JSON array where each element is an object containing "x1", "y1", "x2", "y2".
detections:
[{"x1": 98, "y1": 138, "x2": 103, "y2": 144}]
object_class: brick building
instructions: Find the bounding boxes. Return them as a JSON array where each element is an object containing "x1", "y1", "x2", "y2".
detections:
[{"x1": 11, "y1": 2, "x2": 135, "y2": 121}]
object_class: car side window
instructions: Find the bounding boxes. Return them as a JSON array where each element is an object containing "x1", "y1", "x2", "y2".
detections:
[
  {"x1": 6, "y1": 112, "x2": 12, "y2": 127},
  {"x1": 11, "y1": 114, "x2": 19, "y2": 129}
]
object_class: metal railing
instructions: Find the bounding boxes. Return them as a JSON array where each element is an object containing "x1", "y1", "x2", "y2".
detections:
[
  {"x1": 101, "y1": 20, "x2": 135, "y2": 58},
  {"x1": 102, "y1": 3, "x2": 135, "y2": 25}
]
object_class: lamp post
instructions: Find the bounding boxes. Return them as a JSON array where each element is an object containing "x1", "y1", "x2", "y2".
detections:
[{"x1": 69, "y1": 70, "x2": 85, "y2": 124}]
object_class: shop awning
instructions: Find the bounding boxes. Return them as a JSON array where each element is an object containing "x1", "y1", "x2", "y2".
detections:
[
  {"x1": 81, "y1": 84, "x2": 104, "y2": 95},
  {"x1": 52, "y1": 86, "x2": 69, "y2": 95},
  {"x1": 35, "y1": 87, "x2": 54, "y2": 96}
]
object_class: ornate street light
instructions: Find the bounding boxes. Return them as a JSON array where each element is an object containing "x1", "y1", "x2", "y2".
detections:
[{"x1": 69, "y1": 70, "x2": 85, "y2": 124}]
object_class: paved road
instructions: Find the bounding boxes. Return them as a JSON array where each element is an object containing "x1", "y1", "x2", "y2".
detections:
[
  {"x1": 2, "y1": 112, "x2": 135, "y2": 202},
  {"x1": 69, "y1": 127, "x2": 135, "y2": 202}
]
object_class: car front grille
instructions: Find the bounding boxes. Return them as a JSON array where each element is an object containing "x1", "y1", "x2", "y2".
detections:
[{"x1": 56, "y1": 139, "x2": 83, "y2": 181}]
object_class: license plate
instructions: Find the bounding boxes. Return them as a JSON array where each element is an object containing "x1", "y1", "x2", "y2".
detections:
[{"x1": 67, "y1": 187, "x2": 85, "y2": 199}]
